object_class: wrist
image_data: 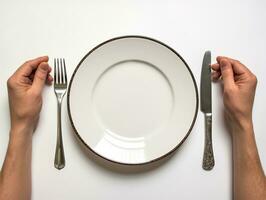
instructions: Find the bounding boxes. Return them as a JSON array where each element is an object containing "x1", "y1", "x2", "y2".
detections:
[
  {"x1": 10, "y1": 122, "x2": 34, "y2": 141},
  {"x1": 231, "y1": 117, "x2": 254, "y2": 139},
  {"x1": 8, "y1": 127, "x2": 33, "y2": 155},
  {"x1": 10, "y1": 117, "x2": 35, "y2": 131}
]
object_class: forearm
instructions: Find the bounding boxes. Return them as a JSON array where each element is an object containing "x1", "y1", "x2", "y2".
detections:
[
  {"x1": 0, "y1": 124, "x2": 33, "y2": 200},
  {"x1": 232, "y1": 120, "x2": 266, "y2": 200}
]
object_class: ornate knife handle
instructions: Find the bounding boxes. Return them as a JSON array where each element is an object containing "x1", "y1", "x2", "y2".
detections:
[{"x1": 202, "y1": 113, "x2": 215, "y2": 170}]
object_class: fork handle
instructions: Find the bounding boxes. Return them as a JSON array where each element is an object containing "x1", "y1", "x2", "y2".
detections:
[{"x1": 54, "y1": 100, "x2": 65, "y2": 170}]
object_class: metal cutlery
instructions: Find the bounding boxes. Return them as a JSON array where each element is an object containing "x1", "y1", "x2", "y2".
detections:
[
  {"x1": 200, "y1": 51, "x2": 215, "y2": 170},
  {"x1": 54, "y1": 58, "x2": 67, "y2": 170}
]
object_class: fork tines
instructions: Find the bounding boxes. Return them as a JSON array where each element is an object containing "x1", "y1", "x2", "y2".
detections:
[{"x1": 54, "y1": 58, "x2": 67, "y2": 85}]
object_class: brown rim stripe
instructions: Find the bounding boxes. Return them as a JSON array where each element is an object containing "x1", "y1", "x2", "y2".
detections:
[{"x1": 67, "y1": 35, "x2": 199, "y2": 166}]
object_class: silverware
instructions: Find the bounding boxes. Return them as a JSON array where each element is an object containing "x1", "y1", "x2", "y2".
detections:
[
  {"x1": 54, "y1": 58, "x2": 67, "y2": 170},
  {"x1": 200, "y1": 51, "x2": 214, "y2": 170}
]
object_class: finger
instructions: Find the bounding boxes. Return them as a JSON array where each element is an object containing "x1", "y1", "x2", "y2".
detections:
[
  {"x1": 46, "y1": 66, "x2": 53, "y2": 85},
  {"x1": 32, "y1": 62, "x2": 50, "y2": 93},
  {"x1": 46, "y1": 74, "x2": 53, "y2": 85},
  {"x1": 217, "y1": 56, "x2": 249, "y2": 75},
  {"x1": 211, "y1": 63, "x2": 220, "y2": 71},
  {"x1": 217, "y1": 56, "x2": 243, "y2": 66},
  {"x1": 48, "y1": 66, "x2": 52, "y2": 73},
  {"x1": 16, "y1": 56, "x2": 49, "y2": 77},
  {"x1": 219, "y1": 58, "x2": 235, "y2": 90},
  {"x1": 212, "y1": 71, "x2": 221, "y2": 80},
  {"x1": 29, "y1": 66, "x2": 51, "y2": 82}
]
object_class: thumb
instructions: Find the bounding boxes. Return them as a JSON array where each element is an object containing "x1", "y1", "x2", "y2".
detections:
[
  {"x1": 32, "y1": 62, "x2": 49, "y2": 92},
  {"x1": 219, "y1": 59, "x2": 235, "y2": 90}
]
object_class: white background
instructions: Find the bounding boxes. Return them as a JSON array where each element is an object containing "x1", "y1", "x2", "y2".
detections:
[{"x1": 0, "y1": 0, "x2": 265, "y2": 199}]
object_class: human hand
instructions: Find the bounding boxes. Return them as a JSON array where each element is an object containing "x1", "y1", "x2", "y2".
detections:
[
  {"x1": 7, "y1": 56, "x2": 53, "y2": 135},
  {"x1": 211, "y1": 57, "x2": 257, "y2": 130}
]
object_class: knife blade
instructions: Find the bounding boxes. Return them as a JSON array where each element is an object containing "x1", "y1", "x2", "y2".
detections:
[{"x1": 200, "y1": 51, "x2": 215, "y2": 170}]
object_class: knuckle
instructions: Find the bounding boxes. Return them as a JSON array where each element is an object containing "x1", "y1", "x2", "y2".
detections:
[
  {"x1": 7, "y1": 77, "x2": 15, "y2": 88},
  {"x1": 233, "y1": 60, "x2": 244, "y2": 67},
  {"x1": 252, "y1": 75, "x2": 257, "y2": 83},
  {"x1": 223, "y1": 90, "x2": 230, "y2": 99},
  {"x1": 35, "y1": 65, "x2": 48, "y2": 81},
  {"x1": 23, "y1": 61, "x2": 30, "y2": 66},
  {"x1": 224, "y1": 87, "x2": 235, "y2": 97},
  {"x1": 30, "y1": 89, "x2": 41, "y2": 99},
  {"x1": 234, "y1": 59, "x2": 242, "y2": 65},
  {"x1": 220, "y1": 58, "x2": 227, "y2": 64},
  {"x1": 222, "y1": 67, "x2": 230, "y2": 72},
  {"x1": 25, "y1": 59, "x2": 33, "y2": 65},
  {"x1": 7, "y1": 78, "x2": 12, "y2": 86},
  {"x1": 248, "y1": 74, "x2": 257, "y2": 83},
  {"x1": 36, "y1": 71, "x2": 47, "y2": 80}
]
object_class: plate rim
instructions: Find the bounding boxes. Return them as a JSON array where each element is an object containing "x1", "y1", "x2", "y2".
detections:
[{"x1": 67, "y1": 35, "x2": 199, "y2": 165}]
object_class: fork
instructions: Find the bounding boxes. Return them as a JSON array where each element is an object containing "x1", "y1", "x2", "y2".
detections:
[{"x1": 54, "y1": 58, "x2": 67, "y2": 170}]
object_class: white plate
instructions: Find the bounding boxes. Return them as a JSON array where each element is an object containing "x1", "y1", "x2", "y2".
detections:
[{"x1": 68, "y1": 36, "x2": 198, "y2": 165}]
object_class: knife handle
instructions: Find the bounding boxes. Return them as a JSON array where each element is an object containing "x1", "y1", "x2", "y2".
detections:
[{"x1": 203, "y1": 113, "x2": 215, "y2": 170}]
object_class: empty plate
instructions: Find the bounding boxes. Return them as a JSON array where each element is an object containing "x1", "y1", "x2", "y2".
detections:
[{"x1": 67, "y1": 36, "x2": 198, "y2": 165}]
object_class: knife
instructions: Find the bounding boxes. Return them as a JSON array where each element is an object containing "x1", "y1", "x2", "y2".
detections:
[{"x1": 200, "y1": 51, "x2": 215, "y2": 170}]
